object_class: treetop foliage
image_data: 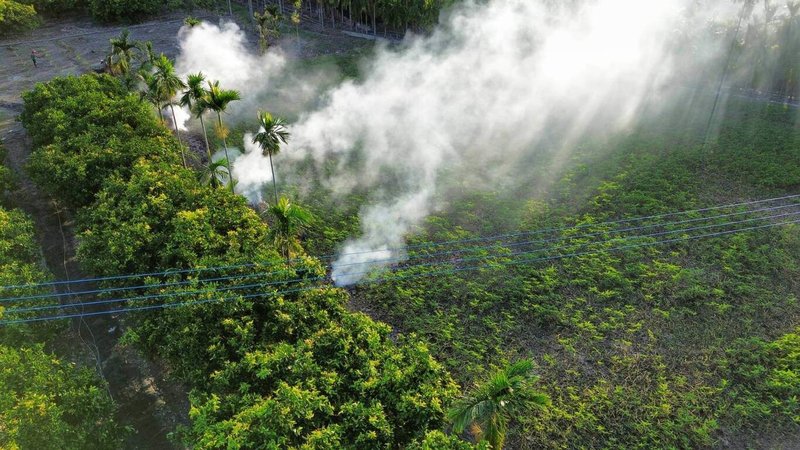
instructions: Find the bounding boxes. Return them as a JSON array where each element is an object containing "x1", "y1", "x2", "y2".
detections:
[{"x1": 21, "y1": 73, "x2": 462, "y2": 448}]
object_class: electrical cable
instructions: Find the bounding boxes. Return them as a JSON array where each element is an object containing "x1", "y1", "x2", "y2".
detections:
[
  {"x1": 2, "y1": 192, "x2": 798, "y2": 292},
  {"x1": 4, "y1": 215, "x2": 797, "y2": 324}
]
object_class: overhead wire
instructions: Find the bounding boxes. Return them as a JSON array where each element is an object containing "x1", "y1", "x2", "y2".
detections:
[
  {"x1": 3, "y1": 209, "x2": 798, "y2": 323},
  {"x1": 5, "y1": 201, "x2": 800, "y2": 310},
  {"x1": 2, "y1": 192, "x2": 799, "y2": 297},
  {"x1": 3, "y1": 217, "x2": 797, "y2": 326},
  {"x1": 4, "y1": 195, "x2": 799, "y2": 304}
]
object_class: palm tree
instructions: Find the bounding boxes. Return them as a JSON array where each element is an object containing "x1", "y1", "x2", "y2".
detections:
[
  {"x1": 139, "y1": 69, "x2": 166, "y2": 123},
  {"x1": 108, "y1": 29, "x2": 139, "y2": 76},
  {"x1": 137, "y1": 41, "x2": 157, "y2": 73},
  {"x1": 198, "y1": 158, "x2": 231, "y2": 188},
  {"x1": 198, "y1": 81, "x2": 241, "y2": 192},
  {"x1": 153, "y1": 54, "x2": 188, "y2": 168},
  {"x1": 252, "y1": 111, "x2": 290, "y2": 205},
  {"x1": 447, "y1": 359, "x2": 549, "y2": 449},
  {"x1": 266, "y1": 196, "x2": 313, "y2": 262},
  {"x1": 254, "y1": 5, "x2": 281, "y2": 53},
  {"x1": 180, "y1": 73, "x2": 213, "y2": 163}
]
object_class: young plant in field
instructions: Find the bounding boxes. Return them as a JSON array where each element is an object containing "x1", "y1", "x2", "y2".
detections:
[
  {"x1": 266, "y1": 196, "x2": 313, "y2": 262},
  {"x1": 108, "y1": 29, "x2": 139, "y2": 76},
  {"x1": 254, "y1": 5, "x2": 282, "y2": 53},
  {"x1": 448, "y1": 359, "x2": 549, "y2": 449}
]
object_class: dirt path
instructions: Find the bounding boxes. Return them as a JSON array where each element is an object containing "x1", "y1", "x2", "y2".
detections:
[{"x1": 0, "y1": 12, "x2": 210, "y2": 104}]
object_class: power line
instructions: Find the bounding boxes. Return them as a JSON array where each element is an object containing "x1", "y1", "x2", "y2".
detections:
[
  {"x1": 5, "y1": 197, "x2": 798, "y2": 304},
  {"x1": 2, "y1": 193, "x2": 799, "y2": 293},
  {"x1": 4, "y1": 215, "x2": 797, "y2": 323}
]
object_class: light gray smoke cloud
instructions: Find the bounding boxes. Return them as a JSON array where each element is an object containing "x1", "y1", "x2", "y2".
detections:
[
  {"x1": 289, "y1": 0, "x2": 695, "y2": 285},
  {"x1": 174, "y1": 21, "x2": 287, "y2": 115},
  {"x1": 174, "y1": 0, "x2": 736, "y2": 286}
]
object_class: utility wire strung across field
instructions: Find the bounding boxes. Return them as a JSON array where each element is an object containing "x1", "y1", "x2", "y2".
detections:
[
  {"x1": 5, "y1": 195, "x2": 800, "y2": 304},
  {"x1": 1, "y1": 194, "x2": 798, "y2": 325},
  {"x1": 2, "y1": 216, "x2": 798, "y2": 326},
  {"x1": 3, "y1": 192, "x2": 800, "y2": 293}
]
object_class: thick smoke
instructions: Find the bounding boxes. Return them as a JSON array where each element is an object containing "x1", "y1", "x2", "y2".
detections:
[
  {"x1": 174, "y1": 0, "x2": 735, "y2": 286},
  {"x1": 291, "y1": 0, "x2": 691, "y2": 285},
  {"x1": 174, "y1": 21, "x2": 287, "y2": 116}
]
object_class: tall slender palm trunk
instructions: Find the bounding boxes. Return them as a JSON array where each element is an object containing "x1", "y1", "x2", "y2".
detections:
[
  {"x1": 268, "y1": 152, "x2": 279, "y2": 205},
  {"x1": 169, "y1": 104, "x2": 187, "y2": 168},
  {"x1": 217, "y1": 113, "x2": 236, "y2": 193},
  {"x1": 199, "y1": 115, "x2": 212, "y2": 163}
]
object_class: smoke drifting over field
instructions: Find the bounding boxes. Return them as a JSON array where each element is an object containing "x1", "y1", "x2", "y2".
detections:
[{"x1": 174, "y1": 0, "x2": 737, "y2": 286}]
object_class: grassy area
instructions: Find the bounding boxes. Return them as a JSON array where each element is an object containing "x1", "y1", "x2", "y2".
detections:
[{"x1": 298, "y1": 97, "x2": 800, "y2": 448}]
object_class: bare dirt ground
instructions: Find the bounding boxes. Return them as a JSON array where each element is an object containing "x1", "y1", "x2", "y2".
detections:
[{"x1": 0, "y1": 9, "x2": 372, "y2": 449}]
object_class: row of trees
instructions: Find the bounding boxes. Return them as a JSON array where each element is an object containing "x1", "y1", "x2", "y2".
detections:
[
  {"x1": 247, "y1": 0, "x2": 456, "y2": 38},
  {"x1": 19, "y1": 73, "x2": 548, "y2": 448},
  {"x1": 106, "y1": 29, "x2": 292, "y2": 204},
  {"x1": 100, "y1": 28, "x2": 552, "y2": 448},
  {"x1": 0, "y1": 0, "x2": 191, "y2": 28},
  {"x1": 733, "y1": 0, "x2": 800, "y2": 96},
  {"x1": 0, "y1": 143, "x2": 124, "y2": 449}
]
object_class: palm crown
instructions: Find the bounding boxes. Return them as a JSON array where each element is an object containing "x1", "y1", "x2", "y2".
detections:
[
  {"x1": 253, "y1": 111, "x2": 291, "y2": 157},
  {"x1": 447, "y1": 359, "x2": 549, "y2": 449}
]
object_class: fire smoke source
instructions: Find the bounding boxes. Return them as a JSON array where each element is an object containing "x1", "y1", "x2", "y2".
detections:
[{"x1": 174, "y1": 0, "x2": 734, "y2": 286}]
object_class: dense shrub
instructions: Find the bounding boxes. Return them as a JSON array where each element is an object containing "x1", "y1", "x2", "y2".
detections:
[
  {"x1": 0, "y1": 344, "x2": 123, "y2": 449},
  {"x1": 21, "y1": 75, "x2": 181, "y2": 208},
  {"x1": 19, "y1": 0, "x2": 84, "y2": 14},
  {"x1": 0, "y1": 0, "x2": 39, "y2": 35},
  {"x1": 22, "y1": 74, "x2": 462, "y2": 447}
]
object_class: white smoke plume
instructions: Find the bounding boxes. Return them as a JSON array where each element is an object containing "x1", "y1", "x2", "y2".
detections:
[
  {"x1": 164, "y1": 106, "x2": 190, "y2": 131},
  {"x1": 174, "y1": 0, "x2": 736, "y2": 286},
  {"x1": 175, "y1": 21, "x2": 287, "y2": 104},
  {"x1": 236, "y1": 133, "x2": 275, "y2": 202},
  {"x1": 290, "y1": 0, "x2": 698, "y2": 285}
]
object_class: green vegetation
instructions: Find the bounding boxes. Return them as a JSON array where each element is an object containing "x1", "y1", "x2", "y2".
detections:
[
  {"x1": 0, "y1": 142, "x2": 124, "y2": 448},
  {"x1": 7, "y1": 3, "x2": 800, "y2": 446},
  {"x1": 0, "y1": 0, "x2": 39, "y2": 35},
  {"x1": 449, "y1": 359, "x2": 550, "y2": 449},
  {"x1": 0, "y1": 344, "x2": 123, "y2": 449},
  {"x1": 87, "y1": 0, "x2": 161, "y2": 22},
  {"x1": 20, "y1": 74, "x2": 463, "y2": 448},
  {"x1": 302, "y1": 97, "x2": 799, "y2": 448}
]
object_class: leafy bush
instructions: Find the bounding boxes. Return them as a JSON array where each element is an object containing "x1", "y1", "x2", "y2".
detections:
[
  {"x1": 0, "y1": 344, "x2": 123, "y2": 449},
  {"x1": 0, "y1": 0, "x2": 39, "y2": 35},
  {"x1": 21, "y1": 75, "x2": 180, "y2": 208}
]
